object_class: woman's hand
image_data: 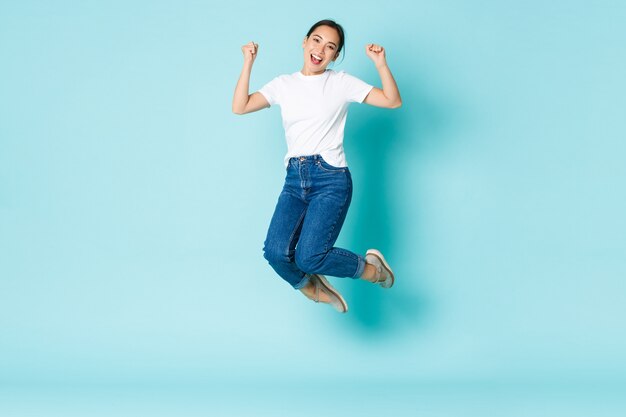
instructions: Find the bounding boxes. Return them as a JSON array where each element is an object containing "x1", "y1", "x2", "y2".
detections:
[
  {"x1": 241, "y1": 41, "x2": 259, "y2": 65},
  {"x1": 365, "y1": 43, "x2": 387, "y2": 68}
]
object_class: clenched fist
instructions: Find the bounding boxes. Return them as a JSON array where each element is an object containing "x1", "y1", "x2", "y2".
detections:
[
  {"x1": 365, "y1": 43, "x2": 387, "y2": 68},
  {"x1": 241, "y1": 41, "x2": 259, "y2": 64}
]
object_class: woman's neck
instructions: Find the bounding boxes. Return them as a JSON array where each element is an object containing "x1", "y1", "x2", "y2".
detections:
[{"x1": 299, "y1": 68, "x2": 327, "y2": 76}]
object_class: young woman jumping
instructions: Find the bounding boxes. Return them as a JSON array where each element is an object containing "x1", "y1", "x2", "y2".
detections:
[{"x1": 232, "y1": 19, "x2": 402, "y2": 313}]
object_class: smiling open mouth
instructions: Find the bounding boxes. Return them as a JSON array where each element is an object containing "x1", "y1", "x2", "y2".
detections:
[{"x1": 310, "y1": 54, "x2": 322, "y2": 65}]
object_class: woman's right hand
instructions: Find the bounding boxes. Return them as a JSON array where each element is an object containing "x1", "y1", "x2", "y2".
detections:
[{"x1": 241, "y1": 41, "x2": 259, "y2": 64}]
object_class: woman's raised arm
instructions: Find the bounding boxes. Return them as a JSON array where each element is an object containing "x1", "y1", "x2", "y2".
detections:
[
  {"x1": 232, "y1": 41, "x2": 270, "y2": 115},
  {"x1": 362, "y1": 43, "x2": 402, "y2": 109}
]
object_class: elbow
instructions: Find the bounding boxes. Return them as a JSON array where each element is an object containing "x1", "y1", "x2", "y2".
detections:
[
  {"x1": 385, "y1": 94, "x2": 402, "y2": 108},
  {"x1": 233, "y1": 95, "x2": 252, "y2": 115}
]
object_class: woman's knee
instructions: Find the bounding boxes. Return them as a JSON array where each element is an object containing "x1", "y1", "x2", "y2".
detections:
[
  {"x1": 263, "y1": 241, "x2": 291, "y2": 265},
  {"x1": 294, "y1": 250, "x2": 324, "y2": 273}
]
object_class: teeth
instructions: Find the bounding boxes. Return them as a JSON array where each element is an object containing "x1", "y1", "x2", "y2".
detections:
[{"x1": 312, "y1": 54, "x2": 322, "y2": 60}]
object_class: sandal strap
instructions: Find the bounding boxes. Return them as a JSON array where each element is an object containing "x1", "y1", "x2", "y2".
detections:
[{"x1": 374, "y1": 266, "x2": 387, "y2": 283}]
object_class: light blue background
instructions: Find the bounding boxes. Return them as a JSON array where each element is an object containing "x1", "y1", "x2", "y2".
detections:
[{"x1": 1, "y1": 0, "x2": 625, "y2": 415}]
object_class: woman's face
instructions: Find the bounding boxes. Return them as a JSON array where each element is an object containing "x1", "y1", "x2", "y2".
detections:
[{"x1": 301, "y1": 25, "x2": 340, "y2": 74}]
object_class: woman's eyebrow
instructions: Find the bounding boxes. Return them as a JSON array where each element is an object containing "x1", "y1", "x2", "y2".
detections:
[{"x1": 312, "y1": 34, "x2": 337, "y2": 47}]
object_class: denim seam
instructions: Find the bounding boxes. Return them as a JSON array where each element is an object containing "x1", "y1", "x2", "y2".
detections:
[
  {"x1": 323, "y1": 190, "x2": 350, "y2": 253},
  {"x1": 286, "y1": 205, "x2": 308, "y2": 257},
  {"x1": 330, "y1": 249, "x2": 358, "y2": 260}
]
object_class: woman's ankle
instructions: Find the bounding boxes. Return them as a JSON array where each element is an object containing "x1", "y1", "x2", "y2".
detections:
[
  {"x1": 360, "y1": 263, "x2": 378, "y2": 282},
  {"x1": 300, "y1": 280, "x2": 315, "y2": 297}
]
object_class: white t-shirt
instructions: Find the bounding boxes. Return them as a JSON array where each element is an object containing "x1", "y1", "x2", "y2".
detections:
[{"x1": 258, "y1": 69, "x2": 374, "y2": 168}]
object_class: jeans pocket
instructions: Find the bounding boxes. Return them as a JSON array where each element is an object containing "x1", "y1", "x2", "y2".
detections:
[{"x1": 317, "y1": 157, "x2": 346, "y2": 173}]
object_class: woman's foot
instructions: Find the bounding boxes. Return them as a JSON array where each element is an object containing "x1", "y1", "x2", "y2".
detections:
[
  {"x1": 300, "y1": 274, "x2": 348, "y2": 313},
  {"x1": 361, "y1": 249, "x2": 395, "y2": 288}
]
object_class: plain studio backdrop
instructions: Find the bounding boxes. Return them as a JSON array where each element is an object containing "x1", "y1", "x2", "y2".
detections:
[{"x1": 1, "y1": 1, "x2": 625, "y2": 416}]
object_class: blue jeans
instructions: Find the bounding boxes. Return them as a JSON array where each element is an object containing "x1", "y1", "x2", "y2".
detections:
[{"x1": 263, "y1": 154, "x2": 367, "y2": 289}]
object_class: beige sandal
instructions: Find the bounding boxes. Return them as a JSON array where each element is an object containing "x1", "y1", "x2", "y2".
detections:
[
  {"x1": 309, "y1": 273, "x2": 348, "y2": 313},
  {"x1": 365, "y1": 249, "x2": 395, "y2": 288}
]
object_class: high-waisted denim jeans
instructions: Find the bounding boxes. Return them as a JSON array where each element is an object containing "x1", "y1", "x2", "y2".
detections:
[{"x1": 263, "y1": 154, "x2": 367, "y2": 289}]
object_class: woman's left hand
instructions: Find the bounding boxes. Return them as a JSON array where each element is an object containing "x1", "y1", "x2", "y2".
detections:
[{"x1": 365, "y1": 43, "x2": 387, "y2": 67}]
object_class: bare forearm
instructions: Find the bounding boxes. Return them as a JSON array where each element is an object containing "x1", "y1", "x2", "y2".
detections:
[
  {"x1": 376, "y1": 63, "x2": 401, "y2": 105},
  {"x1": 232, "y1": 61, "x2": 253, "y2": 113}
]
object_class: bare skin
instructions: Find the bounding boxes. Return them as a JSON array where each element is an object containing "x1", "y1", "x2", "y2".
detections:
[
  {"x1": 300, "y1": 280, "x2": 331, "y2": 302},
  {"x1": 359, "y1": 263, "x2": 380, "y2": 282}
]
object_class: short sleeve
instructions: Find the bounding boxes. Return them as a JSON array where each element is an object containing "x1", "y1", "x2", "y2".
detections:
[
  {"x1": 341, "y1": 71, "x2": 374, "y2": 103},
  {"x1": 257, "y1": 76, "x2": 281, "y2": 107}
]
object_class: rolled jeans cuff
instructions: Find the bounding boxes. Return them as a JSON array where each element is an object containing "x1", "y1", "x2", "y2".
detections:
[
  {"x1": 293, "y1": 273, "x2": 311, "y2": 290},
  {"x1": 353, "y1": 254, "x2": 366, "y2": 279}
]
